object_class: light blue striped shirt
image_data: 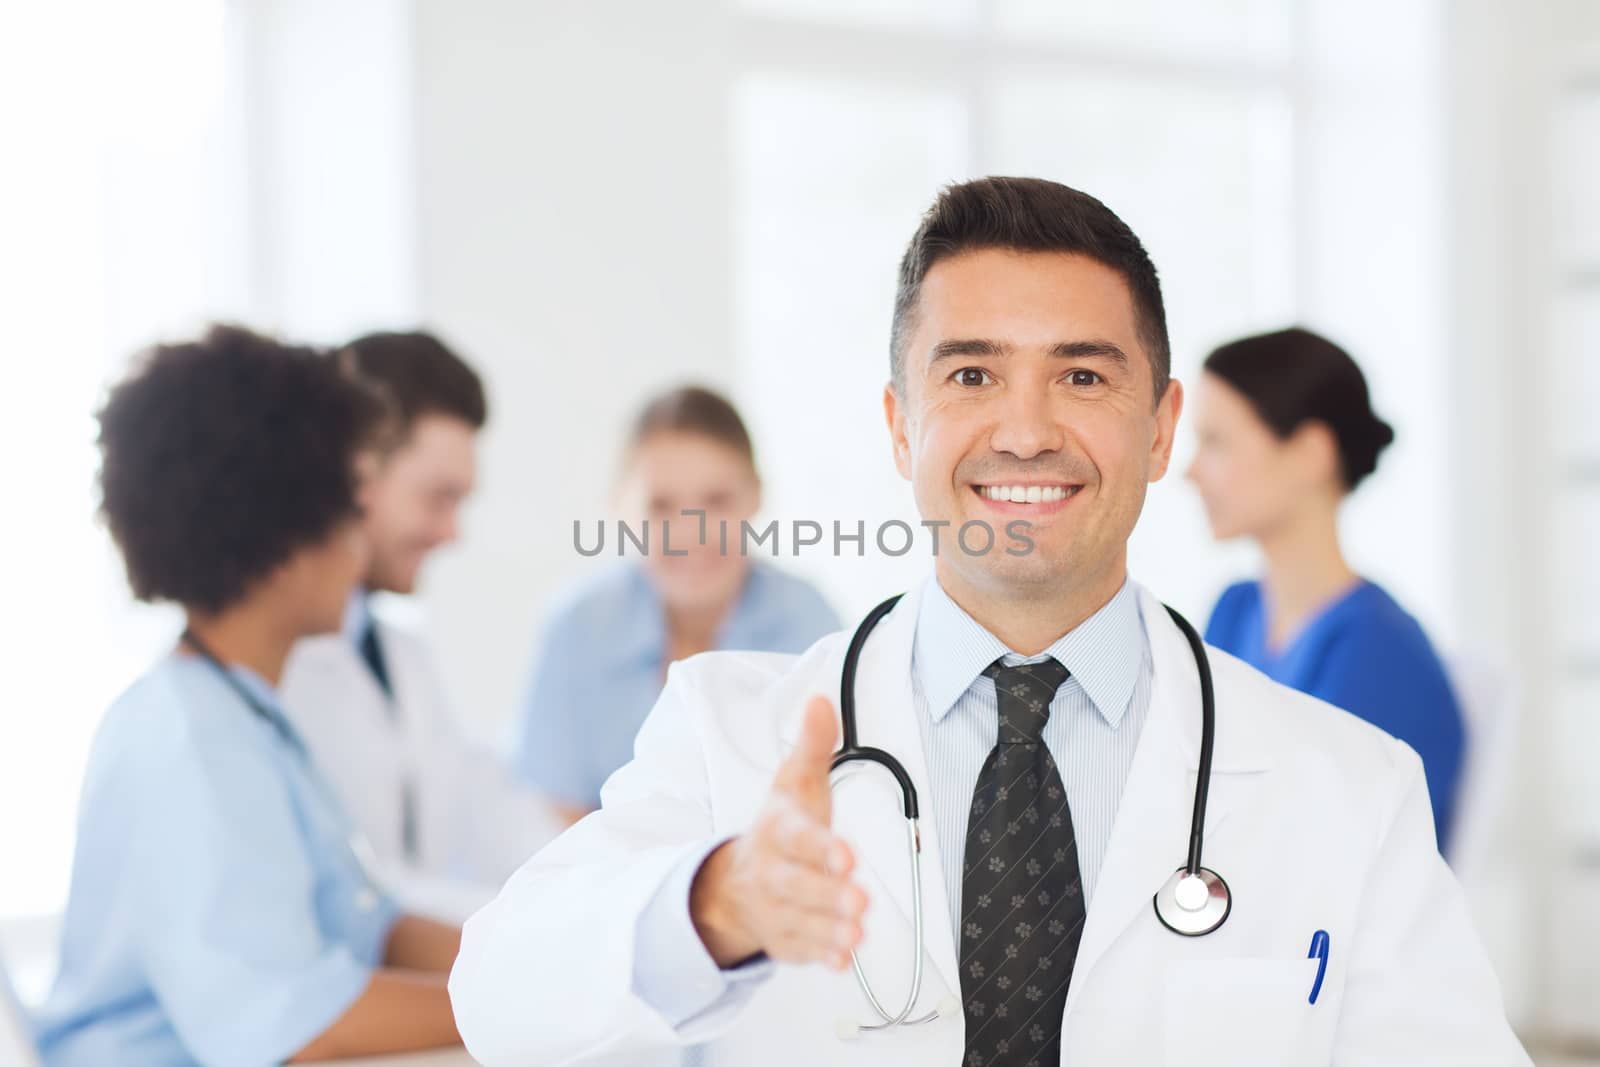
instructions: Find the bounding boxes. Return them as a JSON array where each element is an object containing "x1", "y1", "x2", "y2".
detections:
[{"x1": 911, "y1": 576, "x2": 1152, "y2": 948}]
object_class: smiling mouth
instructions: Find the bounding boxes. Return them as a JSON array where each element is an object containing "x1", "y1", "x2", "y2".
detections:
[{"x1": 972, "y1": 483, "x2": 1082, "y2": 505}]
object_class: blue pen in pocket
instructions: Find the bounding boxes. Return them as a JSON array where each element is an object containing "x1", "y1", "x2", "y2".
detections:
[{"x1": 1307, "y1": 929, "x2": 1330, "y2": 1005}]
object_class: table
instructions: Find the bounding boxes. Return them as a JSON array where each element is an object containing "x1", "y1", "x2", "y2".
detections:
[{"x1": 330, "y1": 1050, "x2": 477, "y2": 1066}]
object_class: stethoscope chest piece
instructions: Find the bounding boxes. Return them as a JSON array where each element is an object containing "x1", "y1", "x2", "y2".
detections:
[{"x1": 1153, "y1": 866, "x2": 1231, "y2": 937}]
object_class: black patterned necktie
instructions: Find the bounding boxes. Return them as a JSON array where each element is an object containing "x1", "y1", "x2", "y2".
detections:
[
  {"x1": 959, "y1": 658, "x2": 1085, "y2": 1067},
  {"x1": 357, "y1": 619, "x2": 419, "y2": 863},
  {"x1": 358, "y1": 619, "x2": 394, "y2": 699}
]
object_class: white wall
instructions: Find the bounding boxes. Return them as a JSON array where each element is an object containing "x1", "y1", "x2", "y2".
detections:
[
  {"x1": 240, "y1": 0, "x2": 419, "y2": 341},
  {"x1": 1298, "y1": 0, "x2": 1454, "y2": 640},
  {"x1": 230, "y1": 0, "x2": 419, "y2": 341},
  {"x1": 1442, "y1": 0, "x2": 1600, "y2": 1036},
  {"x1": 411, "y1": 0, "x2": 739, "y2": 731}
]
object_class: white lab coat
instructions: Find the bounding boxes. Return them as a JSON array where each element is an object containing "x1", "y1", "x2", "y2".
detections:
[
  {"x1": 449, "y1": 583, "x2": 1529, "y2": 1066},
  {"x1": 280, "y1": 614, "x2": 561, "y2": 914}
]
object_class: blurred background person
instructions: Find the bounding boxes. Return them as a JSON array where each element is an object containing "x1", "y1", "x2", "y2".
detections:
[
  {"x1": 1186, "y1": 327, "x2": 1466, "y2": 852},
  {"x1": 32, "y1": 327, "x2": 462, "y2": 1066},
  {"x1": 512, "y1": 386, "x2": 840, "y2": 826},
  {"x1": 280, "y1": 330, "x2": 560, "y2": 909}
]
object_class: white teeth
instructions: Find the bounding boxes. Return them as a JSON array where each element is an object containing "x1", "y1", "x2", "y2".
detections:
[{"x1": 981, "y1": 485, "x2": 1073, "y2": 503}]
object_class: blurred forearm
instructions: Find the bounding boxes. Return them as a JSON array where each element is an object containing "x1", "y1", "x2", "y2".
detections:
[
  {"x1": 385, "y1": 914, "x2": 463, "y2": 973},
  {"x1": 287, "y1": 970, "x2": 460, "y2": 1062},
  {"x1": 551, "y1": 801, "x2": 592, "y2": 829}
]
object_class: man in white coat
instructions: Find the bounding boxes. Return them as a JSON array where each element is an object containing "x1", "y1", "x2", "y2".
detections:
[
  {"x1": 281, "y1": 331, "x2": 560, "y2": 909},
  {"x1": 448, "y1": 178, "x2": 1529, "y2": 1065}
]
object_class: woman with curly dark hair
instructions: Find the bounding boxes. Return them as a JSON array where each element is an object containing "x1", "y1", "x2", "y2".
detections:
[{"x1": 32, "y1": 327, "x2": 463, "y2": 1065}]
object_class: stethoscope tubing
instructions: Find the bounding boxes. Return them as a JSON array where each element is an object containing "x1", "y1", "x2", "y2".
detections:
[
  {"x1": 827, "y1": 590, "x2": 1227, "y2": 1032},
  {"x1": 832, "y1": 594, "x2": 1216, "y2": 878},
  {"x1": 1161, "y1": 604, "x2": 1215, "y2": 878}
]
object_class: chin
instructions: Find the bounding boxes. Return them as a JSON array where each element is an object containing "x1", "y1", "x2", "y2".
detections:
[
  {"x1": 657, "y1": 566, "x2": 743, "y2": 608},
  {"x1": 369, "y1": 564, "x2": 421, "y2": 596},
  {"x1": 1204, "y1": 517, "x2": 1242, "y2": 542},
  {"x1": 949, "y1": 549, "x2": 1058, "y2": 592}
]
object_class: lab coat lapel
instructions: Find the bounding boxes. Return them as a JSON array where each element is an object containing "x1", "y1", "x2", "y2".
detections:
[
  {"x1": 1065, "y1": 587, "x2": 1273, "y2": 1014},
  {"x1": 782, "y1": 584, "x2": 962, "y2": 1002}
]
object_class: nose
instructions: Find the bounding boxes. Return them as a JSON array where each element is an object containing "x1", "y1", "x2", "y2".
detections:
[{"x1": 987, "y1": 382, "x2": 1066, "y2": 461}]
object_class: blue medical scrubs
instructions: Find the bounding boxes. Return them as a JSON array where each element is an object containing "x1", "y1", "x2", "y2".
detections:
[
  {"x1": 1205, "y1": 579, "x2": 1465, "y2": 852},
  {"x1": 33, "y1": 653, "x2": 398, "y2": 1067},
  {"x1": 512, "y1": 560, "x2": 840, "y2": 809}
]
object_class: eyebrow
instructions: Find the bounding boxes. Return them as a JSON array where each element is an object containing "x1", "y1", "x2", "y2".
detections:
[
  {"x1": 927, "y1": 338, "x2": 1130, "y2": 366},
  {"x1": 1049, "y1": 339, "x2": 1128, "y2": 365}
]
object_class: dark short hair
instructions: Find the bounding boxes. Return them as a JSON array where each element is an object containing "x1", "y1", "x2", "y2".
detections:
[
  {"x1": 628, "y1": 385, "x2": 755, "y2": 468},
  {"x1": 337, "y1": 330, "x2": 487, "y2": 441},
  {"x1": 1203, "y1": 326, "x2": 1395, "y2": 490},
  {"x1": 890, "y1": 176, "x2": 1170, "y2": 403},
  {"x1": 97, "y1": 324, "x2": 386, "y2": 614}
]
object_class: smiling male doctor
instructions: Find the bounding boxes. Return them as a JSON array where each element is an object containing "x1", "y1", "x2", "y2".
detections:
[{"x1": 449, "y1": 177, "x2": 1528, "y2": 1066}]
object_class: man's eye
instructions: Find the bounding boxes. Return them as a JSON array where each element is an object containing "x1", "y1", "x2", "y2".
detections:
[
  {"x1": 953, "y1": 367, "x2": 991, "y2": 387},
  {"x1": 1067, "y1": 370, "x2": 1103, "y2": 387}
]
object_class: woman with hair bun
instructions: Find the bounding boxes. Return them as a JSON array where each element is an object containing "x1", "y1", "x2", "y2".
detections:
[{"x1": 1186, "y1": 326, "x2": 1465, "y2": 853}]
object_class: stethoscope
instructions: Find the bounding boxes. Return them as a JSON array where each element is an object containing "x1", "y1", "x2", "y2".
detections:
[
  {"x1": 180, "y1": 630, "x2": 387, "y2": 907},
  {"x1": 829, "y1": 594, "x2": 1231, "y2": 1038}
]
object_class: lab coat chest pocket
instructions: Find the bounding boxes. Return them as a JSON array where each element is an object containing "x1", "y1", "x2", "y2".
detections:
[{"x1": 1161, "y1": 957, "x2": 1322, "y2": 1067}]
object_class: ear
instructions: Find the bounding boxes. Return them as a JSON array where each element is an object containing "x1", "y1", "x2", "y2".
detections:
[
  {"x1": 1147, "y1": 378, "x2": 1185, "y2": 482},
  {"x1": 883, "y1": 382, "x2": 913, "y2": 481},
  {"x1": 1289, "y1": 421, "x2": 1342, "y2": 488},
  {"x1": 352, "y1": 448, "x2": 383, "y2": 515},
  {"x1": 747, "y1": 471, "x2": 764, "y2": 517}
]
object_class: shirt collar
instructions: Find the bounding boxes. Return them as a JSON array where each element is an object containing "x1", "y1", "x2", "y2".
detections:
[
  {"x1": 913, "y1": 575, "x2": 1146, "y2": 729},
  {"x1": 226, "y1": 661, "x2": 281, "y2": 712},
  {"x1": 180, "y1": 651, "x2": 309, "y2": 755}
]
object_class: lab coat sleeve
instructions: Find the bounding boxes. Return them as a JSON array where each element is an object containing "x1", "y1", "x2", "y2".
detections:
[
  {"x1": 632, "y1": 839, "x2": 776, "y2": 1024},
  {"x1": 450, "y1": 661, "x2": 767, "y2": 1065},
  {"x1": 1333, "y1": 741, "x2": 1531, "y2": 1065}
]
